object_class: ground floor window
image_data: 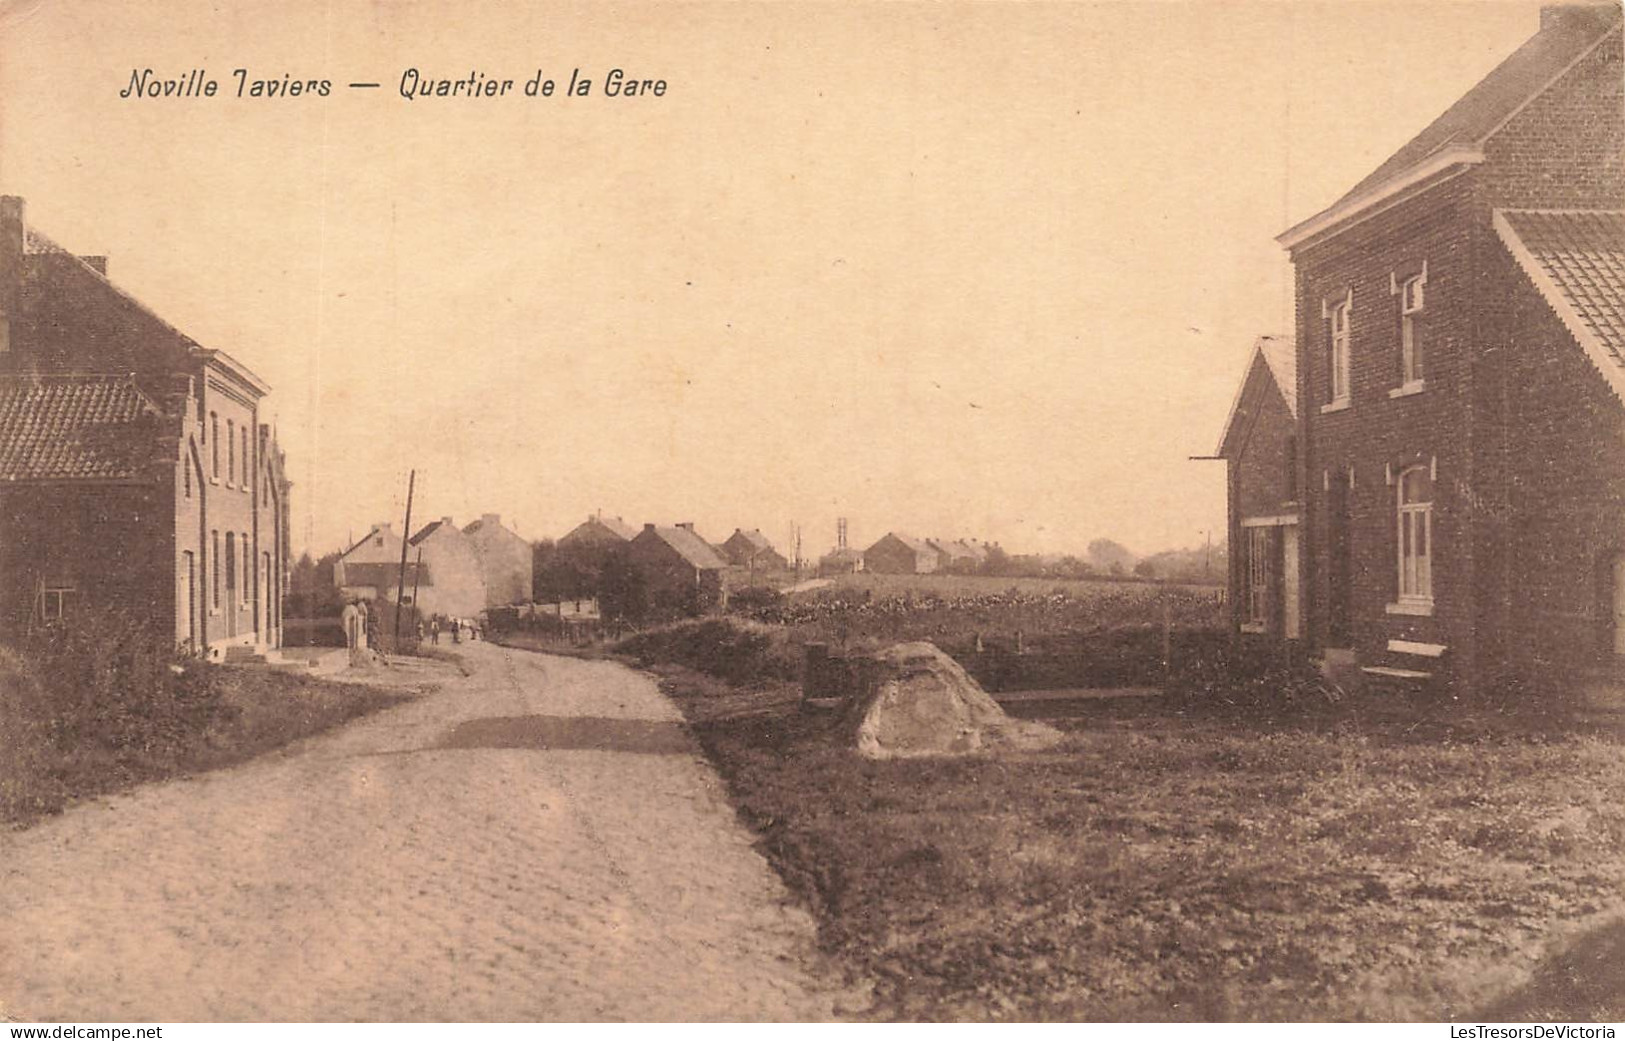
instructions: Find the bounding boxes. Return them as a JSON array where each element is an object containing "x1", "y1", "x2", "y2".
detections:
[
  {"x1": 1397, "y1": 466, "x2": 1433, "y2": 604},
  {"x1": 1245, "y1": 526, "x2": 1271, "y2": 628},
  {"x1": 37, "y1": 584, "x2": 73, "y2": 624}
]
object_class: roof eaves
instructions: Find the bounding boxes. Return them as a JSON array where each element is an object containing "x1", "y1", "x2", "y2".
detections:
[{"x1": 1277, "y1": 147, "x2": 1484, "y2": 251}]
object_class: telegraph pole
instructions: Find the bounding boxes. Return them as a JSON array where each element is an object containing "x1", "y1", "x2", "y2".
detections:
[{"x1": 393, "y1": 469, "x2": 416, "y2": 644}]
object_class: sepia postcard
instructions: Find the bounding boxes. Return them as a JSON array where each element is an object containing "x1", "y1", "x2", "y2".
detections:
[{"x1": 0, "y1": 0, "x2": 1623, "y2": 1026}]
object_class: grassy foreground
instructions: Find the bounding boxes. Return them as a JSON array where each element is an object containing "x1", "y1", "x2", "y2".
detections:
[
  {"x1": 1, "y1": 656, "x2": 418, "y2": 827},
  {"x1": 659, "y1": 666, "x2": 1625, "y2": 1021}
]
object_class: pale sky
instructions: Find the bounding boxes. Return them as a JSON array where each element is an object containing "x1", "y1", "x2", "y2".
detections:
[{"x1": 0, "y1": 0, "x2": 1546, "y2": 558}]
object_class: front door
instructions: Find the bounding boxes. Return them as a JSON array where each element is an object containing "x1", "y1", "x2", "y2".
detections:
[
  {"x1": 225, "y1": 532, "x2": 238, "y2": 638},
  {"x1": 1327, "y1": 471, "x2": 1352, "y2": 646},
  {"x1": 1613, "y1": 556, "x2": 1625, "y2": 656}
]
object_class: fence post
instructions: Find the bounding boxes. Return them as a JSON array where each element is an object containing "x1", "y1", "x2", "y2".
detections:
[{"x1": 1161, "y1": 597, "x2": 1173, "y2": 689}]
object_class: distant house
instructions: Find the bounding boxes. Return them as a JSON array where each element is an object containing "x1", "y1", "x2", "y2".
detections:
[
  {"x1": 626, "y1": 522, "x2": 729, "y2": 611},
  {"x1": 559, "y1": 513, "x2": 638, "y2": 548},
  {"x1": 927, "y1": 539, "x2": 981, "y2": 574},
  {"x1": 336, "y1": 561, "x2": 429, "y2": 603},
  {"x1": 0, "y1": 196, "x2": 291, "y2": 659},
  {"x1": 462, "y1": 513, "x2": 532, "y2": 607},
  {"x1": 1257, "y1": 4, "x2": 1625, "y2": 694},
  {"x1": 817, "y1": 547, "x2": 865, "y2": 576},
  {"x1": 1215, "y1": 335, "x2": 1300, "y2": 641},
  {"x1": 720, "y1": 528, "x2": 789, "y2": 571},
  {"x1": 404, "y1": 518, "x2": 488, "y2": 618},
  {"x1": 864, "y1": 533, "x2": 939, "y2": 574}
]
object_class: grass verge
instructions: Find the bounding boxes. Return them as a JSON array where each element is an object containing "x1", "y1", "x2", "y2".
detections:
[
  {"x1": 660, "y1": 665, "x2": 1625, "y2": 1021},
  {"x1": 2, "y1": 659, "x2": 418, "y2": 829}
]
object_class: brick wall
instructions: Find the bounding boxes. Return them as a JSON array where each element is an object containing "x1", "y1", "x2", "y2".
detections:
[
  {"x1": 1480, "y1": 29, "x2": 1625, "y2": 210},
  {"x1": 1291, "y1": 176, "x2": 1477, "y2": 676},
  {"x1": 0, "y1": 482, "x2": 175, "y2": 637}
]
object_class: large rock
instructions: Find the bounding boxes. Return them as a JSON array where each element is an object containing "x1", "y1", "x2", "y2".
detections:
[{"x1": 842, "y1": 641, "x2": 1063, "y2": 759}]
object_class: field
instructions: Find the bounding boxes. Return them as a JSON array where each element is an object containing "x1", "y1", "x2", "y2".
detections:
[
  {"x1": 659, "y1": 662, "x2": 1625, "y2": 1021},
  {"x1": 805, "y1": 571, "x2": 1222, "y2": 600}
]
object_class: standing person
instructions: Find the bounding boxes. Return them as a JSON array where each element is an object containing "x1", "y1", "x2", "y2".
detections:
[{"x1": 430, "y1": 617, "x2": 441, "y2": 645}]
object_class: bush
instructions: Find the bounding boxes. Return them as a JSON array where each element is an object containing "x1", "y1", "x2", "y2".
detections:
[
  {"x1": 0, "y1": 647, "x2": 54, "y2": 818},
  {"x1": 617, "y1": 619, "x2": 799, "y2": 687},
  {"x1": 1165, "y1": 639, "x2": 1341, "y2": 716},
  {"x1": 727, "y1": 585, "x2": 785, "y2": 616}
]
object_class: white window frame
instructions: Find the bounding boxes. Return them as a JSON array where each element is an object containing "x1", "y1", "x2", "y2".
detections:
[
  {"x1": 1396, "y1": 465, "x2": 1433, "y2": 606},
  {"x1": 1323, "y1": 292, "x2": 1352, "y2": 410},
  {"x1": 1399, "y1": 269, "x2": 1426, "y2": 389},
  {"x1": 40, "y1": 585, "x2": 73, "y2": 623},
  {"x1": 1244, "y1": 526, "x2": 1271, "y2": 630}
]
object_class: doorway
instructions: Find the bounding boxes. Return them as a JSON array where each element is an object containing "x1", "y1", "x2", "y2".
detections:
[{"x1": 1327, "y1": 471, "x2": 1352, "y2": 646}]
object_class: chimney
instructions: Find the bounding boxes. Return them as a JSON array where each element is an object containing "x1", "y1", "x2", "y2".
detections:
[
  {"x1": 1541, "y1": 3, "x2": 1614, "y2": 31},
  {"x1": 677, "y1": 522, "x2": 695, "y2": 531},
  {"x1": 482, "y1": 513, "x2": 500, "y2": 527},
  {"x1": 78, "y1": 255, "x2": 107, "y2": 276},
  {"x1": 0, "y1": 196, "x2": 23, "y2": 354},
  {"x1": 643, "y1": 523, "x2": 656, "y2": 532},
  {"x1": 441, "y1": 516, "x2": 453, "y2": 528}
]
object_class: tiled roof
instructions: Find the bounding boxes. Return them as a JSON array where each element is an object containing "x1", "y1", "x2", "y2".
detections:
[
  {"x1": 929, "y1": 539, "x2": 978, "y2": 562},
  {"x1": 1334, "y1": 9, "x2": 1618, "y2": 210},
  {"x1": 1495, "y1": 209, "x2": 1625, "y2": 402},
  {"x1": 0, "y1": 375, "x2": 161, "y2": 481},
  {"x1": 874, "y1": 533, "x2": 935, "y2": 557},
  {"x1": 643, "y1": 526, "x2": 729, "y2": 570},
  {"x1": 728, "y1": 528, "x2": 773, "y2": 551}
]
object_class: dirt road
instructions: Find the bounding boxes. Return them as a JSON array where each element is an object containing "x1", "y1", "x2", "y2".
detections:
[{"x1": 0, "y1": 644, "x2": 841, "y2": 1021}]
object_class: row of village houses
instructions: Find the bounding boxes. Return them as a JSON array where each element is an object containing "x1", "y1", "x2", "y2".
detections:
[
  {"x1": 5, "y1": 4, "x2": 1621, "y2": 699},
  {"x1": 330, "y1": 509, "x2": 1000, "y2": 619}
]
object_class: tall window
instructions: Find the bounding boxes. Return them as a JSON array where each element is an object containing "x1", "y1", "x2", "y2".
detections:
[
  {"x1": 243, "y1": 537, "x2": 251, "y2": 605},
  {"x1": 1329, "y1": 297, "x2": 1351, "y2": 404},
  {"x1": 212, "y1": 530, "x2": 221, "y2": 608},
  {"x1": 227, "y1": 419, "x2": 236, "y2": 486},
  {"x1": 210, "y1": 413, "x2": 220, "y2": 478},
  {"x1": 242, "y1": 427, "x2": 251, "y2": 493},
  {"x1": 225, "y1": 532, "x2": 236, "y2": 604},
  {"x1": 1245, "y1": 527, "x2": 1271, "y2": 627},
  {"x1": 1397, "y1": 466, "x2": 1433, "y2": 603},
  {"x1": 1400, "y1": 274, "x2": 1425, "y2": 384}
]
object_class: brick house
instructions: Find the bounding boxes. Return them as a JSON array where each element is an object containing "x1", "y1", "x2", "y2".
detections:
[
  {"x1": 720, "y1": 528, "x2": 789, "y2": 572},
  {"x1": 864, "y1": 532, "x2": 939, "y2": 574},
  {"x1": 1215, "y1": 335, "x2": 1301, "y2": 640},
  {"x1": 1263, "y1": 4, "x2": 1625, "y2": 693},
  {"x1": 0, "y1": 196, "x2": 291, "y2": 658},
  {"x1": 927, "y1": 538, "x2": 983, "y2": 575},
  {"x1": 626, "y1": 522, "x2": 728, "y2": 611},
  {"x1": 462, "y1": 513, "x2": 532, "y2": 607}
]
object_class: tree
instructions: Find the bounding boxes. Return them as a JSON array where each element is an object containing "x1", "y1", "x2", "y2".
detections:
[
  {"x1": 1132, "y1": 559, "x2": 1157, "y2": 579},
  {"x1": 596, "y1": 550, "x2": 648, "y2": 624}
]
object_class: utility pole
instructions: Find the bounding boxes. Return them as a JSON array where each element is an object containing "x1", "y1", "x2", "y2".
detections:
[{"x1": 393, "y1": 469, "x2": 416, "y2": 644}]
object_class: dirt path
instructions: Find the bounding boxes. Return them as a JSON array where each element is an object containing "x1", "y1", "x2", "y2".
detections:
[{"x1": 0, "y1": 644, "x2": 841, "y2": 1021}]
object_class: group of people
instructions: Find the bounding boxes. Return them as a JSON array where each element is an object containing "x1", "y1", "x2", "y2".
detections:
[{"x1": 424, "y1": 615, "x2": 481, "y2": 645}]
